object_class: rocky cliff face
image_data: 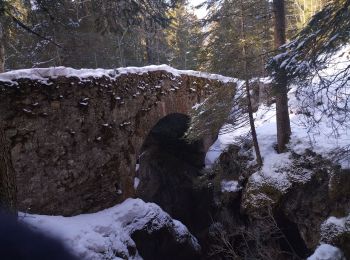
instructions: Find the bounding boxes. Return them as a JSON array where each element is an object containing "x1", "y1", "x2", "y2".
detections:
[
  {"x1": 242, "y1": 150, "x2": 350, "y2": 254},
  {"x1": 197, "y1": 146, "x2": 350, "y2": 259},
  {"x1": 0, "y1": 67, "x2": 235, "y2": 216},
  {"x1": 140, "y1": 134, "x2": 349, "y2": 259}
]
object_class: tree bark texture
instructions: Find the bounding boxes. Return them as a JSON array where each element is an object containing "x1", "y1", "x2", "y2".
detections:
[
  {"x1": 0, "y1": 124, "x2": 17, "y2": 213},
  {"x1": 240, "y1": 0, "x2": 263, "y2": 166},
  {"x1": 0, "y1": 20, "x2": 5, "y2": 73},
  {"x1": 273, "y1": 0, "x2": 291, "y2": 153}
]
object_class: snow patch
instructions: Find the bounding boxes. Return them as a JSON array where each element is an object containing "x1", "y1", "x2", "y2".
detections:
[
  {"x1": 307, "y1": 244, "x2": 344, "y2": 260},
  {"x1": 221, "y1": 180, "x2": 241, "y2": 193},
  {"x1": 325, "y1": 216, "x2": 347, "y2": 228},
  {"x1": 133, "y1": 177, "x2": 140, "y2": 190}
]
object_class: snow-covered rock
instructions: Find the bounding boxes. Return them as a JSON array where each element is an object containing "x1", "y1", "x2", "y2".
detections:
[
  {"x1": 221, "y1": 180, "x2": 241, "y2": 193},
  {"x1": 320, "y1": 215, "x2": 350, "y2": 246},
  {"x1": 307, "y1": 244, "x2": 345, "y2": 260},
  {"x1": 20, "y1": 198, "x2": 201, "y2": 260}
]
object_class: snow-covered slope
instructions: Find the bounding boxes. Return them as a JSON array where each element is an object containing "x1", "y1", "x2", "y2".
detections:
[
  {"x1": 206, "y1": 45, "x2": 350, "y2": 174},
  {"x1": 20, "y1": 198, "x2": 200, "y2": 260},
  {"x1": 0, "y1": 64, "x2": 236, "y2": 85},
  {"x1": 205, "y1": 45, "x2": 350, "y2": 258}
]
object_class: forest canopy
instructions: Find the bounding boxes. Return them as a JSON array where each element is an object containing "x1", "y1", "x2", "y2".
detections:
[{"x1": 0, "y1": 0, "x2": 331, "y2": 78}]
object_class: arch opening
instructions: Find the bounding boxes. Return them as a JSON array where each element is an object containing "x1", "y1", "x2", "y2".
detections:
[
  {"x1": 134, "y1": 113, "x2": 207, "y2": 230},
  {"x1": 140, "y1": 113, "x2": 205, "y2": 168}
]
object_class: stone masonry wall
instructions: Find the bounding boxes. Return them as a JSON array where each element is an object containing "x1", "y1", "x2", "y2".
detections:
[{"x1": 0, "y1": 69, "x2": 235, "y2": 215}]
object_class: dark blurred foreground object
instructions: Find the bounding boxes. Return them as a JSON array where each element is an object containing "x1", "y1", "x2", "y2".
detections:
[{"x1": 0, "y1": 212, "x2": 77, "y2": 260}]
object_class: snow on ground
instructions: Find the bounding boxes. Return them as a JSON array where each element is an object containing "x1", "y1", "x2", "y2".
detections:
[
  {"x1": 206, "y1": 84, "x2": 350, "y2": 170},
  {"x1": 290, "y1": 46, "x2": 350, "y2": 168},
  {"x1": 206, "y1": 99, "x2": 295, "y2": 193},
  {"x1": 20, "y1": 198, "x2": 200, "y2": 260},
  {"x1": 0, "y1": 65, "x2": 236, "y2": 85},
  {"x1": 307, "y1": 244, "x2": 344, "y2": 260}
]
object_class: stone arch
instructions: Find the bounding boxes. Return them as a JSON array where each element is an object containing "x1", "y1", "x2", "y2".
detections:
[{"x1": 0, "y1": 67, "x2": 236, "y2": 215}]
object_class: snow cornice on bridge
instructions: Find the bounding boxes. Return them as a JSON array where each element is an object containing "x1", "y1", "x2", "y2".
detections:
[{"x1": 0, "y1": 65, "x2": 237, "y2": 86}]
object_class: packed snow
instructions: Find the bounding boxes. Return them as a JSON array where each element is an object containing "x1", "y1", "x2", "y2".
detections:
[
  {"x1": 0, "y1": 65, "x2": 236, "y2": 85},
  {"x1": 307, "y1": 244, "x2": 344, "y2": 260},
  {"x1": 20, "y1": 198, "x2": 200, "y2": 260},
  {"x1": 325, "y1": 216, "x2": 348, "y2": 228}
]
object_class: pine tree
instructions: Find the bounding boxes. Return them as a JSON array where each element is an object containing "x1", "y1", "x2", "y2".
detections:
[
  {"x1": 3, "y1": 0, "x2": 184, "y2": 70},
  {"x1": 165, "y1": 5, "x2": 203, "y2": 70},
  {"x1": 238, "y1": 0, "x2": 263, "y2": 166},
  {"x1": 286, "y1": 0, "x2": 330, "y2": 37},
  {"x1": 269, "y1": 0, "x2": 350, "y2": 137},
  {"x1": 200, "y1": 0, "x2": 273, "y2": 78}
]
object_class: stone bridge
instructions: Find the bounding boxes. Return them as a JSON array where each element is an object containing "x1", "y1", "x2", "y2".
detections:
[{"x1": 0, "y1": 65, "x2": 236, "y2": 215}]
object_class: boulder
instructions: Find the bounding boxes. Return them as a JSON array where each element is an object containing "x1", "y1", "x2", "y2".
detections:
[{"x1": 21, "y1": 198, "x2": 201, "y2": 260}]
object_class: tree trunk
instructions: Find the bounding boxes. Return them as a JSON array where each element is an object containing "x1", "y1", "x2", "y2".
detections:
[
  {"x1": 145, "y1": 21, "x2": 154, "y2": 65},
  {"x1": 273, "y1": 0, "x2": 291, "y2": 153},
  {"x1": 0, "y1": 21, "x2": 5, "y2": 73},
  {"x1": 0, "y1": 123, "x2": 17, "y2": 213},
  {"x1": 245, "y1": 79, "x2": 263, "y2": 166},
  {"x1": 240, "y1": 0, "x2": 263, "y2": 166}
]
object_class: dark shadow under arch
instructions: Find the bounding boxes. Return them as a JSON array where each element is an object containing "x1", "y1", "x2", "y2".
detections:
[
  {"x1": 135, "y1": 113, "x2": 210, "y2": 234},
  {"x1": 140, "y1": 113, "x2": 206, "y2": 168}
]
